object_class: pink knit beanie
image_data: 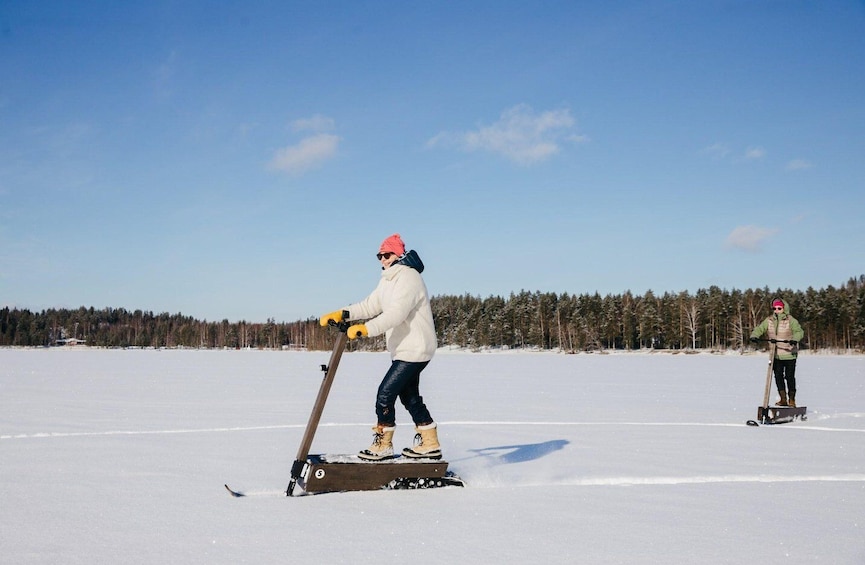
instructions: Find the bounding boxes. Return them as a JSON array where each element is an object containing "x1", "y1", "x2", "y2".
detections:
[
  {"x1": 378, "y1": 233, "x2": 405, "y2": 256},
  {"x1": 772, "y1": 299, "x2": 784, "y2": 309}
]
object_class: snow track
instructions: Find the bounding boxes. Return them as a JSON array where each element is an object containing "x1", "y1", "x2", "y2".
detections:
[
  {"x1": 8, "y1": 422, "x2": 864, "y2": 489},
  {"x1": 4, "y1": 419, "x2": 864, "y2": 441}
]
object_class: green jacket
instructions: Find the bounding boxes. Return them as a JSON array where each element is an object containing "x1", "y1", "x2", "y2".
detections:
[{"x1": 750, "y1": 298, "x2": 805, "y2": 360}]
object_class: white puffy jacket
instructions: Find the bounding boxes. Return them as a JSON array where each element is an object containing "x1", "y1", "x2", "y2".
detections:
[{"x1": 345, "y1": 264, "x2": 437, "y2": 362}]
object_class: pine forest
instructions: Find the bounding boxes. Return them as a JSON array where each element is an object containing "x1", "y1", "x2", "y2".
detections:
[{"x1": 2, "y1": 276, "x2": 864, "y2": 353}]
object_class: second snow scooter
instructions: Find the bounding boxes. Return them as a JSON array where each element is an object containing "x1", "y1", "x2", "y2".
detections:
[{"x1": 746, "y1": 338, "x2": 807, "y2": 426}]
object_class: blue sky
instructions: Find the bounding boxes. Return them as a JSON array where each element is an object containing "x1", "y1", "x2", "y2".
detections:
[{"x1": 2, "y1": 1, "x2": 864, "y2": 323}]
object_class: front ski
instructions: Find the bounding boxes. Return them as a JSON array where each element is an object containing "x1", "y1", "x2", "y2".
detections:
[{"x1": 224, "y1": 484, "x2": 245, "y2": 497}]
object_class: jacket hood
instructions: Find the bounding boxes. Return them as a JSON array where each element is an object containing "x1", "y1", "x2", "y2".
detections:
[
  {"x1": 773, "y1": 297, "x2": 790, "y2": 316},
  {"x1": 394, "y1": 249, "x2": 424, "y2": 273}
]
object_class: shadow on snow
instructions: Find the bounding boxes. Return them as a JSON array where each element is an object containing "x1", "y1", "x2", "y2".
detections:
[{"x1": 457, "y1": 439, "x2": 570, "y2": 464}]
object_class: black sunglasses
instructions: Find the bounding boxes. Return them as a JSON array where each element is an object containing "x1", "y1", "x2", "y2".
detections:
[{"x1": 376, "y1": 252, "x2": 395, "y2": 260}]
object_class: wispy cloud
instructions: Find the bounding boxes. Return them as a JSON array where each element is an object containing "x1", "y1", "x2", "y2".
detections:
[
  {"x1": 268, "y1": 115, "x2": 340, "y2": 175},
  {"x1": 785, "y1": 159, "x2": 813, "y2": 171},
  {"x1": 701, "y1": 143, "x2": 730, "y2": 160},
  {"x1": 701, "y1": 143, "x2": 767, "y2": 163},
  {"x1": 291, "y1": 114, "x2": 335, "y2": 133},
  {"x1": 743, "y1": 146, "x2": 766, "y2": 161},
  {"x1": 268, "y1": 133, "x2": 340, "y2": 175},
  {"x1": 427, "y1": 104, "x2": 586, "y2": 166},
  {"x1": 725, "y1": 225, "x2": 779, "y2": 252}
]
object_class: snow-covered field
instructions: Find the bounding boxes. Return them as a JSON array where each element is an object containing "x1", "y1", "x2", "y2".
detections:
[{"x1": 2, "y1": 346, "x2": 864, "y2": 564}]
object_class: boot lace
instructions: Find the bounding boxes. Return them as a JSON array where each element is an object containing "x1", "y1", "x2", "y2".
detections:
[{"x1": 372, "y1": 431, "x2": 384, "y2": 446}]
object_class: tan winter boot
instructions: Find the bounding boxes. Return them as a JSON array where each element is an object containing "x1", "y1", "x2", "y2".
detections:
[
  {"x1": 358, "y1": 424, "x2": 396, "y2": 461},
  {"x1": 788, "y1": 391, "x2": 796, "y2": 408},
  {"x1": 775, "y1": 390, "x2": 789, "y2": 407},
  {"x1": 402, "y1": 423, "x2": 442, "y2": 460}
]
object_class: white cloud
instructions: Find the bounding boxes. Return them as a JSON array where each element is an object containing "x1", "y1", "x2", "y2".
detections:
[
  {"x1": 428, "y1": 104, "x2": 584, "y2": 166},
  {"x1": 268, "y1": 133, "x2": 340, "y2": 175},
  {"x1": 725, "y1": 225, "x2": 779, "y2": 252},
  {"x1": 291, "y1": 114, "x2": 335, "y2": 133},
  {"x1": 786, "y1": 159, "x2": 813, "y2": 171}
]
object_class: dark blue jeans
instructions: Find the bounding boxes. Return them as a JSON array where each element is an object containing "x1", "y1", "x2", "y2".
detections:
[
  {"x1": 773, "y1": 358, "x2": 797, "y2": 395},
  {"x1": 375, "y1": 360, "x2": 433, "y2": 427}
]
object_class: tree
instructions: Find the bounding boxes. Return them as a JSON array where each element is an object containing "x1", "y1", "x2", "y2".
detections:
[{"x1": 681, "y1": 293, "x2": 699, "y2": 350}]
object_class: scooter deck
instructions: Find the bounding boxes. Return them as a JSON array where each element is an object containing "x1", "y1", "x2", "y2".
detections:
[
  {"x1": 298, "y1": 454, "x2": 450, "y2": 493},
  {"x1": 756, "y1": 405, "x2": 807, "y2": 424}
]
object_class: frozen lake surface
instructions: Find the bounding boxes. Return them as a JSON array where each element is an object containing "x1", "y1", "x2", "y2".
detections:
[{"x1": 2, "y1": 347, "x2": 864, "y2": 564}]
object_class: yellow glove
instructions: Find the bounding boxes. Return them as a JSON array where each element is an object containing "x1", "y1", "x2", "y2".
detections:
[
  {"x1": 320, "y1": 310, "x2": 345, "y2": 327},
  {"x1": 347, "y1": 324, "x2": 368, "y2": 340}
]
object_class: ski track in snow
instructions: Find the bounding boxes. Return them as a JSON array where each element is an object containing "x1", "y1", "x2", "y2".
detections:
[
  {"x1": 8, "y1": 420, "x2": 865, "y2": 488},
  {"x1": 557, "y1": 474, "x2": 865, "y2": 486},
  {"x1": 7, "y1": 421, "x2": 864, "y2": 489},
  {"x1": 4, "y1": 418, "x2": 865, "y2": 440},
  {"x1": 226, "y1": 472, "x2": 865, "y2": 497}
]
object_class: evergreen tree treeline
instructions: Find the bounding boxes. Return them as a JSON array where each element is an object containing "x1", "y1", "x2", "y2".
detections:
[{"x1": 2, "y1": 276, "x2": 864, "y2": 352}]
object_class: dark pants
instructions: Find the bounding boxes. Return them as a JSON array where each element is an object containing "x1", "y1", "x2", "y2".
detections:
[
  {"x1": 375, "y1": 360, "x2": 433, "y2": 427},
  {"x1": 773, "y1": 358, "x2": 797, "y2": 396}
]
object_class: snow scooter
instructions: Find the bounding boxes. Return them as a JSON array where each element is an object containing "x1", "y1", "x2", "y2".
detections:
[
  {"x1": 284, "y1": 314, "x2": 464, "y2": 495},
  {"x1": 746, "y1": 338, "x2": 807, "y2": 426}
]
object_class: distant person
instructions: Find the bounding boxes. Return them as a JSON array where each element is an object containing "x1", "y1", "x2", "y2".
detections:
[
  {"x1": 750, "y1": 298, "x2": 805, "y2": 407},
  {"x1": 319, "y1": 233, "x2": 442, "y2": 461}
]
